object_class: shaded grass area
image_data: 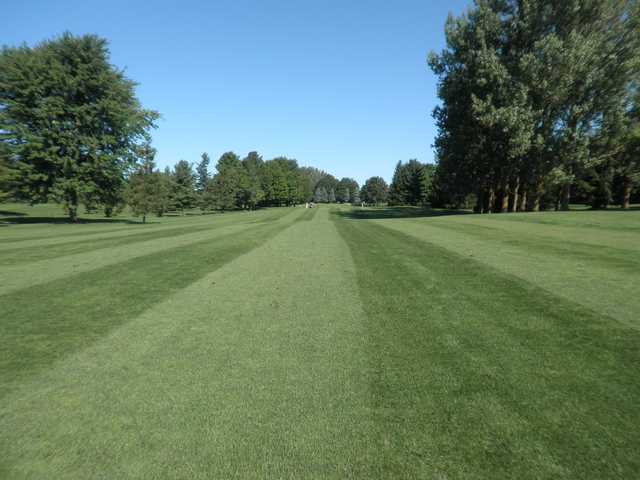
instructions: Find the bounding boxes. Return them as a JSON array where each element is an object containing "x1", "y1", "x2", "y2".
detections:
[
  {"x1": 339, "y1": 205, "x2": 471, "y2": 220},
  {"x1": 334, "y1": 213, "x2": 640, "y2": 479},
  {"x1": 0, "y1": 210, "x2": 304, "y2": 398},
  {"x1": 0, "y1": 202, "x2": 221, "y2": 225}
]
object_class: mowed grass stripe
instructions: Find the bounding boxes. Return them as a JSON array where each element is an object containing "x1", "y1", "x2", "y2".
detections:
[
  {"x1": 0, "y1": 207, "x2": 374, "y2": 479},
  {"x1": 478, "y1": 209, "x2": 640, "y2": 232},
  {"x1": 421, "y1": 220, "x2": 640, "y2": 272},
  {"x1": 0, "y1": 209, "x2": 297, "y2": 296},
  {"x1": 0, "y1": 211, "x2": 255, "y2": 251},
  {"x1": 425, "y1": 214, "x2": 640, "y2": 252},
  {"x1": 334, "y1": 215, "x2": 640, "y2": 479},
  {"x1": 378, "y1": 218, "x2": 640, "y2": 328},
  {"x1": 0, "y1": 209, "x2": 290, "y2": 266},
  {"x1": 0, "y1": 208, "x2": 288, "y2": 249},
  {"x1": 0, "y1": 223, "x2": 232, "y2": 266},
  {"x1": 0, "y1": 209, "x2": 306, "y2": 397}
]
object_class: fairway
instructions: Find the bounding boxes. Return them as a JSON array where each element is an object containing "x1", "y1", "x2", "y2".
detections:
[{"x1": 1, "y1": 205, "x2": 640, "y2": 478}]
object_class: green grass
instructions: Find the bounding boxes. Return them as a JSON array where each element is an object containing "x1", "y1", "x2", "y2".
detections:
[{"x1": 1, "y1": 202, "x2": 639, "y2": 478}]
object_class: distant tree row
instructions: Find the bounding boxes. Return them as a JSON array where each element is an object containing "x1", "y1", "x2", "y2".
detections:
[
  {"x1": 429, "y1": 0, "x2": 640, "y2": 212},
  {"x1": 0, "y1": 33, "x2": 362, "y2": 220},
  {"x1": 125, "y1": 149, "x2": 365, "y2": 219}
]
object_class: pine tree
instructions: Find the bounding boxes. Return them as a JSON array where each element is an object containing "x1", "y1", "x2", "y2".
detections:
[
  {"x1": 195, "y1": 152, "x2": 210, "y2": 197},
  {"x1": 0, "y1": 33, "x2": 158, "y2": 221},
  {"x1": 126, "y1": 146, "x2": 163, "y2": 223},
  {"x1": 171, "y1": 160, "x2": 197, "y2": 213}
]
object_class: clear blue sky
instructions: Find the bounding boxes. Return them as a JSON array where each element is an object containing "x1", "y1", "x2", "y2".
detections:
[{"x1": 4, "y1": 0, "x2": 471, "y2": 184}]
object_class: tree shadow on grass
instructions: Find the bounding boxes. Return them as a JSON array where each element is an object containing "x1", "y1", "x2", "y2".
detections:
[
  {"x1": 335, "y1": 206, "x2": 472, "y2": 220},
  {"x1": 0, "y1": 210, "x2": 27, "y2": 217},
  {"x1": 0, "y1": 216, "x2": 144, "y2": 226}
]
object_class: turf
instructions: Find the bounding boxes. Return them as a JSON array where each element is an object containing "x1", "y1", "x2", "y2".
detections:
[{"x1": 1, "y1": 203, "x2": 639, "y2": 478}]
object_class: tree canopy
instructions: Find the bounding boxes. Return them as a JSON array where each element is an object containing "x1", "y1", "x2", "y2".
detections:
[
  {"x1": 361, "y1": 176, "x2": 389, "y2": 205},
  {"x1": 0, "y1": 33, "x2": 158, "y2": 220},
  {"x1": 429, "y1": 0, "x2": 640, "y2": 211}
]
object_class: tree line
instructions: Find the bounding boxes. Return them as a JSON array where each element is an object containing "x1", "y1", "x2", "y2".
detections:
[
  {"x1": 127, "y1": 148, "x2": 368, "y2": 222},
  {"x1": 429, "y1": 0, "x2": 640, "y2": 212},
  {"x1": 0, "y1": 33, "x2": 373, "y2": 221}
]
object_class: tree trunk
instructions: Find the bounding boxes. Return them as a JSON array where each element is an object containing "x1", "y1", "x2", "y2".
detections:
[
  {"x1": 143, "y1": 214, "x2": 146, "y2": 224},
  {"x1": 484, "y1": 186, "x2": 495, "y2": 213},
  {"x1": 474, "y1": 190, "x2": 483, "y2": 213},
  {"x1": 527, "y1": 176, "x2": 543, "y2": 212},
  {"x1": 560, "y1": 183, "x2": 571, "y2": 211},
  {"x1": 621, "y1": 176, "x2": 632, "y2": 209},
  {"x1": 509, "y1": 176, "x2": 520, "y2": 213},
  {"x1": 499, "y1": 190, "x2": 509, "y2": 213},
  {"x1": 518, "y1": 188, "x2": 527, "y2": 212},
  {"x1": 68, "y1": 206, "x2": 78, "y2": 223}
]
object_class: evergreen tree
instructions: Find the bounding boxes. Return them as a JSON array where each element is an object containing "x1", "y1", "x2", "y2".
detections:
[
  {"x1": 0, "y1": 144, "x2": 13, "y2": 202},
  {"x1": 126, "y1": 145, "x2": 163, "y2": 223},
  {"x1": 195, "y1": 152, "x2": 210, "y2": 196},
  {"x1": 171, "y1": 160, "x2": 197, "y2": 213},
  {"x1": 388, "y1": 161, "x2": 408, "y2": 206},
  {"x1": 328, "y1": 188, "x2": 336, "y2": 203},
  {"x1": 0, "y1": 33, "x2": 158, "y2": 221},
  {"x1": 388, "y1": 160, "x2": 433, "y2": 206}
]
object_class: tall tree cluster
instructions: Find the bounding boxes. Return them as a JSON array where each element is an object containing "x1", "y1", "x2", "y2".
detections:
[
  {"x1": 388, "y1": 160, "x2": 435, "y2": 206},
  {"x1": 0, "y1": 33, "x2": 158, "y2": 220},
  {"x1": 429, "y1": 0, "x2": 640, "y2": 211}
]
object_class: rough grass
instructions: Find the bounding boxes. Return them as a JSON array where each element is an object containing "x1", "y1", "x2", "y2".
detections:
[{"x1": 1, "y1": 202, "x2": 639, "y2": 478}]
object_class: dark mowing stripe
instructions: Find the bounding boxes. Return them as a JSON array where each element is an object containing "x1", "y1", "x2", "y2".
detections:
[
  {"x1": 333, "y1": 214, "x2": 640, "y2": 478},
  {"x1": 0, "y1": 209, "x2": 292, "y2": 266},
  {"x1": 0, "y1": 211, "x2": 304, "y2": 399},
  {"x1": 419, "y1": 220, "x2": 640, "y2": 273}
]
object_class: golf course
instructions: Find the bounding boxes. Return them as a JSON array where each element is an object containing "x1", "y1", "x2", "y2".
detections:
[{"x1": 1, "y1": 204, "x2": 639, "y2": 478}]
